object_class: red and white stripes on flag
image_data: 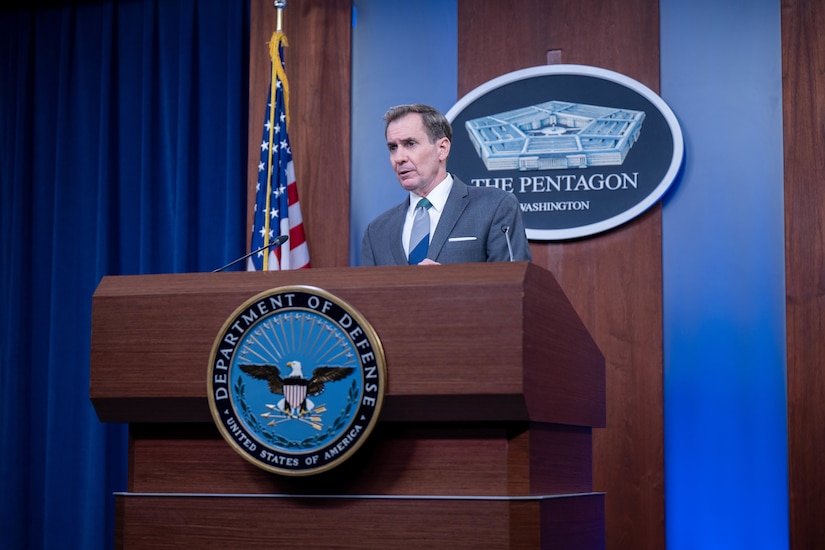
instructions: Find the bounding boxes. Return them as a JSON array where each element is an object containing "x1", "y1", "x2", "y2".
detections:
[{"x1": 247, "y1": 31, "x2": 310, "y2": 271}]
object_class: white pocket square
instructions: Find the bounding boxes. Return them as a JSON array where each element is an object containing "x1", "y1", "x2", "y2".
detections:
[{"x1": 448, "y1": 236, "x2": 477, "y2": 242}]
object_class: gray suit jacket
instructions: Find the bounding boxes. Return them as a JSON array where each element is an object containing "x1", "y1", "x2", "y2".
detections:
[{"x1": 361, "y1": 176, "x2": 532, "y2": 266}]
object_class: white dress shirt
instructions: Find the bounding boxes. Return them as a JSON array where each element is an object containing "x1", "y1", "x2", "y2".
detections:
[{"x1": 402, "y1": 174, "x2": 453, "y2": 256}]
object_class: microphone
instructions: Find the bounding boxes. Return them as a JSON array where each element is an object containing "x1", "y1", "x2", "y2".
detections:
[
  {"x1": 212, "y1": 234, "x2": 289, "y2": 272},
  {"x1": 502, "y1": 225, "x2": 514, "y2": 262}
]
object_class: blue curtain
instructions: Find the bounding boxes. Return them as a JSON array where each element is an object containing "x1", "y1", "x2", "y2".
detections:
[{"x1": 0, "y1": 1, "x2": 249, "y2": 547}]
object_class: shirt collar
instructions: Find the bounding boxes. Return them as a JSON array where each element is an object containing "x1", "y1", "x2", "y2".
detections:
[{"x1": 408, "y1": 173, "x2": 453, "y2": 213}]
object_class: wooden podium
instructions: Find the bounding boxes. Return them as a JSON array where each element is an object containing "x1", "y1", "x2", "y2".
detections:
[{"x1": 91, "y1": 262, "x2": 605, "y2": 548}]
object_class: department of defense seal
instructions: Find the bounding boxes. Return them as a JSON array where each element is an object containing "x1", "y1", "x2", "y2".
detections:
[{"x1": 207, "y1": 286, "x2": 386, "y2": 476}]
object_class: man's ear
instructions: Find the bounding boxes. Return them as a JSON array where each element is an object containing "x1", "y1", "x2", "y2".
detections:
[{"x1": 438, "y1": 137, "x2": 451, "y2": 161}]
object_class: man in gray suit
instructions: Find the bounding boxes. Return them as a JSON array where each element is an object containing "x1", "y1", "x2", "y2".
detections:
[{"x1": 361, "y1": 104, "x2": 531, "y2": 266}]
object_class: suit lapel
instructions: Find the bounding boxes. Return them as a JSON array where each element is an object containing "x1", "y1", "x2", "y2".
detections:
[{"x1": 428, "y1": 177, "x2": 469, "y2": 259}]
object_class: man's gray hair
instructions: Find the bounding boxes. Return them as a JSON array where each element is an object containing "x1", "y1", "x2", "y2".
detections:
[{"x1": 383, "y1": 103, "x2": 452, "y2": 143}]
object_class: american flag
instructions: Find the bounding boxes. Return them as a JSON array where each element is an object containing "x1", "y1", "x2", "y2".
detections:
[{"x1": 247, "y1": 32, "x2": 310, "y2": 271}]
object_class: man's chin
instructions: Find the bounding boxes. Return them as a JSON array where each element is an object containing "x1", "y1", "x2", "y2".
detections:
[{"x1": 399, "y1": 178, "x2": 419, "y2": 191}]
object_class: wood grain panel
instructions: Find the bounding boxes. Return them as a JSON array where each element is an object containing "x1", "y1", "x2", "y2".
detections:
[
  {"x1": 127, "y1": 422, "x2": 593, "y2": 497},
  {"x1": 116, "y1": 493, "x2": 604, "y2": 549},
  {"x1": 457, "y1": 1, "x2": 664, "y2": 548},
  {"x1": 782, "y1": 0, "x2": 825, "y2": 547},
  {"x1": 247, "y1": 0, "x2": 351, "y2": 268}
]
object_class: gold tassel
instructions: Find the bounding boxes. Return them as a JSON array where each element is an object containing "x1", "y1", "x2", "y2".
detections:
[{"x1": 268, "y1": 31, "x2": 290, "y2": 129}]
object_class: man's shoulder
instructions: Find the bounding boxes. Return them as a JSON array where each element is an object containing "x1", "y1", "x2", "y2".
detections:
[
  {"x1": 457, "y1": 178, "x2": 517, "y2": 206},
  {"x1": 454, "y1": 176, "x2": 507, "y2": 194}
]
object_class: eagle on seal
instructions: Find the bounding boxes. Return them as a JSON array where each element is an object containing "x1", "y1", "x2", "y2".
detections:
[{"x1": 239, "y1": 360, "x2": 353, "y2": 415}]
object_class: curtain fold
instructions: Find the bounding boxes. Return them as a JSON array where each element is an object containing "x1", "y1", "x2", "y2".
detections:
[{"x1": 0, "y1": 1, "x2": 250, "y2": 547}]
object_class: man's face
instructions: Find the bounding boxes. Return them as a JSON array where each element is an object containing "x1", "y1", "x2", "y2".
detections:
[{"x1": 386, "y1": 113, "x2": 450, "y2": 197}]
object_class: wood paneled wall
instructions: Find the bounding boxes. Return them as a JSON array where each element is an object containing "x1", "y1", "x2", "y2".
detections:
[
  {"x1": 782, "y1": 0, "x2": 825, "y2": 548},
  {"x1": 458, "y1": 0, "x2": 665, "y2": 549},
  {"x1": 248, "y1": 0, "x2": 664, "y2": 548},
  {"x1": 457, "y1": 1, "x2": 664, "y2": 549},
  {"x1": 247, "y1": 0, "x2": 351, "y2": 268}
]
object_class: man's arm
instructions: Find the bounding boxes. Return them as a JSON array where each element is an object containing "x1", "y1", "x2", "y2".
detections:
[{"x1": 360, "y1": 227, "x2": 377, "y2": 266}]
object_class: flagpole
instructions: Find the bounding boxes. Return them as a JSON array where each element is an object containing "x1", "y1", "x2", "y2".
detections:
[
  {"x1": 259, "y1": 0, "x2": 287, "y2": 270},
  {"x1": 275, "y1": 0, "x2": 286, "y2": 32},
  {"x1": 248, "y1": 0, "x2": 309, "y2": 270}
]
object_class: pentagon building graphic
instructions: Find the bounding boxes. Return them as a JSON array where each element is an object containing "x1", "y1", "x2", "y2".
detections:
[{"x1": 465, "y1": 100, "x2": 645, "y2": 171}]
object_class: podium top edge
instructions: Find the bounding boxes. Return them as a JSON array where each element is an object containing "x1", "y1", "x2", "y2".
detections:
[{"x1": 94, "y1": 262, "x2": 549, "y2": 296}]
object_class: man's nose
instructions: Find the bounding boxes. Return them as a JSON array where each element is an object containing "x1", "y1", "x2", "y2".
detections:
[{"x1": 391, "y1": 148, "x2": 406, "y2": 165}]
